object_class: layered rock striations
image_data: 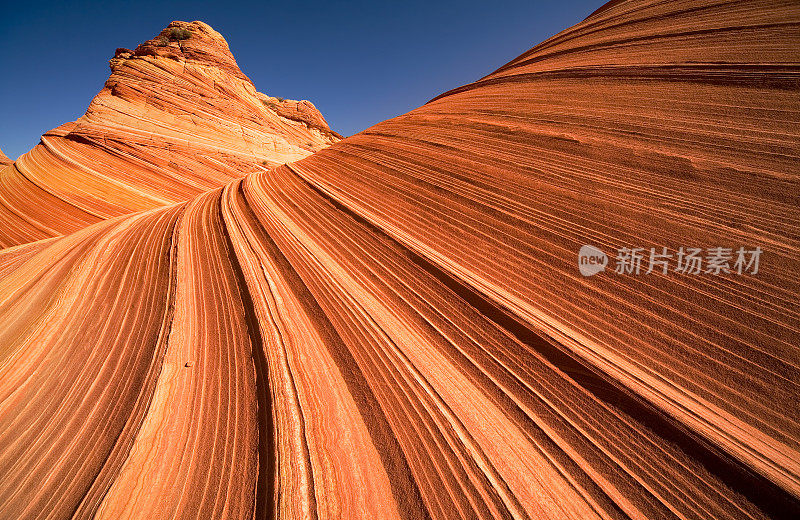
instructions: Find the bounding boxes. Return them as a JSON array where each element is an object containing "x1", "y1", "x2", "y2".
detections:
[
  {"x1": 0, "y1": 148, "x2": 11, "y2": 166},
  {"x1": 0, "y1": 20, "x2": 340, "y2": 248},
  {"x1": 0, "y1": 1, "x2": 799, "y2": 519}
]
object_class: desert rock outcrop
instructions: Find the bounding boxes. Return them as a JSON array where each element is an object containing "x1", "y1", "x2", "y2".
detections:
[
  {"x1": 0, "y1": 1, "x2": 798, "y2": 519},
  {"x1": 0, "y1": 20, "x2": 339, "y2": 248},
  {"x1": 0, "y1": 148, "x2": 11, "y2": 166}
]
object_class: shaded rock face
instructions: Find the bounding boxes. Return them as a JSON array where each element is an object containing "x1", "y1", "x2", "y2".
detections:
[
  {"x1": 0, "y1": 20, "x2": 340, "y2": 248},
  {"x1": 0, "y1": 1, "x2": 799, "y2": 519}
]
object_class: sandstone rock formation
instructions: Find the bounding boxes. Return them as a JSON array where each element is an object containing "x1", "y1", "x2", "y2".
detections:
[
  {"x1": 0, "y1": 1, "x2": 798, "y2": 519},
  {"x1": 0, "y1": 20, "x2": 340, "y2": 248},
  {"x1": 0, "y1": 147, "x2": 11, "y2": 166}
]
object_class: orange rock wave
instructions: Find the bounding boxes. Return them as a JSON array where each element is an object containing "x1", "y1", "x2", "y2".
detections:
[
  {"x1": 0, "y1": 148, "x2": 11, "y2": 166},
  {"x1": 0, "y1": 20, "x2": 340, "y2": 248},
  {"x1": 0, "y1": 1, "x2": 799, "y2": 519}
]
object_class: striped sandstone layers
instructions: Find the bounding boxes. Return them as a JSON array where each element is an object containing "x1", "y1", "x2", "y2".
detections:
[
  {"x1": 0, "y1": 21, "x2": 340, "y2": 248},
  {"x1": 0, "y1": 1, "x2": 798, "y2": 519},
  {"x1": 0, "y1": 148, "x2": 11, "y2": 166}
]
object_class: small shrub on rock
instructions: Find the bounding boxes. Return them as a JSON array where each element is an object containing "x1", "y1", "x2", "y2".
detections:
[{"x1": 168, "y1": 28, "x2": 192, "y2": 40}]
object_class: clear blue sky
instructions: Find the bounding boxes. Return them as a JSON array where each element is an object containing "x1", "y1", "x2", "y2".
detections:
[{"x1": 0, "y1": 0, "x2": 601, "y2": 160}]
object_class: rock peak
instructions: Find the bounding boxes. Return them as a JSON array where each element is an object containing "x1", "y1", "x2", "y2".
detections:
[
  {"x1": 0, "y1": 146, "x2": 12, "y2": 166},
  {"x1": 103, "y1": 19, "x2": 339, "y2": 138},
  {"x1": 0, "y1": 20, "x2": 340, "y2": 247},
  {"x1": 112, "y1": 20, "x2": 249, "y2": 81}
]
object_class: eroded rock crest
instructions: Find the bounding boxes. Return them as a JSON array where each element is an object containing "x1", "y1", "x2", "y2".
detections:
[
  {"x1": 0, "y1": 20, "x2": 340, "y2": 248},
  {"x1": 0, "y1": 1, "x2": 798, "y2": 519}
]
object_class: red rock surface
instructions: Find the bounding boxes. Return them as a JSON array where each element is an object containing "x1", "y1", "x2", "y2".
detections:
[
  {"x1": 0, "y1": 20, "x2": 340, "y2": 248},
  {"x1": 0, "y1": 147, "x2": 11, "y2": 166},
  {"x1": 0, "y1": 1, "x2": 799, "y2": 519}
]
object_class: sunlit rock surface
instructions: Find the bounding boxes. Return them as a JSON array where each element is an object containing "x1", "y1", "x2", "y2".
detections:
[
  {"x1": 0, "y1": 148, "x2": 11, "y2": 166},
  {"x1": 0, "y1": 20, "x2": 340, "y2": 248},
  {"x1": 0, "y1": 1, "x2": 798, "y2": 518}
]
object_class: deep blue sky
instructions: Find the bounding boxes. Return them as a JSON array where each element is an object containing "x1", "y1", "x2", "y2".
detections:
[{"x1": 0, "y1": 0, "x2": 600, "y2": 160}]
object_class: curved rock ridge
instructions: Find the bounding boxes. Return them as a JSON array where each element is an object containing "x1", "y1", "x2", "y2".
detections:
[
  {"x1": 0, "y1": 147, "x2": 11, "y2": 166},
  {"x1": 0, "y1": 20, "x2": 340, "y2": 249},
  {"x1": 1, "y1": 0, "x2": 799, "y2": 519}
]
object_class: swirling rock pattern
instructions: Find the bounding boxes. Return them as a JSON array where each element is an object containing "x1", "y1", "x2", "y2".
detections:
[
  {"x1": 0, "y1": 21, "x2": 340, "y2": 249},
  {"x1": 1, "y1": 1, "x2": 799, "y2": 519}
]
